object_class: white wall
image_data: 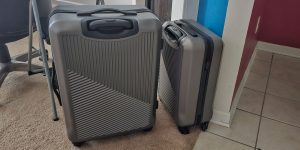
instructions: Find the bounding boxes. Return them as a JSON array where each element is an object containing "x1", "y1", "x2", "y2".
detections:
[
  {"x1": 171, "y1": 0, "x2": 199, "y2": 20},
  {"x1": 136, "y1": 0, "x2": 145, "y2": 5},
  {"x1": 212, "y1": 0, "x2": 255, "y2": 126}
]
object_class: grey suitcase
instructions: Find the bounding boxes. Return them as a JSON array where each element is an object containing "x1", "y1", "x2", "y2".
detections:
[
  {"x1": 49, "y1": 5, "x2": 161, "y2": 146},
  {"x1": 158, "y1": 20, "x2": 223, "y2": 134}
]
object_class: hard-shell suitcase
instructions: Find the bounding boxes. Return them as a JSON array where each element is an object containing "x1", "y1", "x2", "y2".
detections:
[
  {"x1": 49, "y1": 5, "x2": 161, "y2": 145},
  {"x1": 158, "y1": 20, "x2": 223, "y2": 134}
]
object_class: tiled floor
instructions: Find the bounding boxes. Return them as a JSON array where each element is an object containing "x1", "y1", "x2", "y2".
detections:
[{"x1": 193, "y1": 50, "x2": 300, "y2": 150}]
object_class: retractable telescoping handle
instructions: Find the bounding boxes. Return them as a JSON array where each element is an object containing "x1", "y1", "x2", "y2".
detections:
[{"x1": 77, "y1": 8, "x2": 137, "y2": 16}]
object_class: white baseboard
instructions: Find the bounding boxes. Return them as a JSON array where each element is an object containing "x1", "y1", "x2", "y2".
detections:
[
  {"x1": 257, "y1": 41, "x2": 300, "y2": 58},
  {"x1": 229, "y1": 49, "x2": 257, "y2": 123},
  {"x1": 211, "y1": 110, "x2": 231, "y2": 127},
  {"x1": 211, "y1": 50, "x2": 256, "y2": 128}
]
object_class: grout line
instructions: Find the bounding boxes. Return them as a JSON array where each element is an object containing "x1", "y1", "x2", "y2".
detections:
[
  {"x1": 254, "y1": 57, "x2": 272, "y2": 63},
  {"x1": 271, "y1": 51, "x2": 300, "y2": 59},
  {"x1": 265, "y1": 92, "x2": 300, "y2": 104},
  {"x1": 253, "y1": 57, "x2": 272, "y2": 64},
  {"x1": 248, "y1": 70, "x2": 270, "y2": 78},
  {"x1": 245, "y1": 82, "x2": 300, "y2": 104},
  {"x1": 236, "y1": 98, "x2": 300, "y2": 129},
  {"x1": 261, "y1": 116, "x2": 300, "y2": 129},
  {"x1": 206, "y1": 131, "x2": 255, "y2": 148},
  {"x1": 244, "y1": 87, "x2": 265, "y2": 94},
  {"x1": 236, "y1": 108, "x2": 261, "y2": 117},
  {"x1": 253, "y1": 58, "x2": 273, "y2": 65},
  {"x1": 254, "y1": 54, "x2": 274, "y2": 149},
  {"x1": 237, "y1": 93, "x2": 300, "y2": 129}
]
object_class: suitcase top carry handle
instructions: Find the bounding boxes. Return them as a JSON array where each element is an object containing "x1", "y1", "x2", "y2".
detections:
[
  {"x1": 89, "y1": 19, "x2": 133, "y2": 31},
  {"x1": 165, "y1": 26, "x2": 183, "y2": 41},
  {"x1": 174, "y1": 20, "x2": 198, "y2": 37},
  {"x1": 82, "y1": 18, "x2": 139, "y2": 39},
  {"x1": 77, "y1": 8, "x2": 137, "y2": 16},
  {"x1": 163, "y1": 25, "x2": 185, "y2": 49}
]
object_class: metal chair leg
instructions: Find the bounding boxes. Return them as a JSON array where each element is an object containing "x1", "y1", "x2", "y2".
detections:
[
  {"x1": 10, "y1": 60, "x2": 42, "y2": 71},
  {"x1": 28, "y1": 2, "x2": 34, "y2": 72},
  {"x1": 31, "y1": 0, "x2": 59, "y2": 121},
  {"x1": 13, "y1": 50, "x2": 40, "y2": 62},
  {"x1": 0, "y1": 63, "x2": 9, "y2": 87}
]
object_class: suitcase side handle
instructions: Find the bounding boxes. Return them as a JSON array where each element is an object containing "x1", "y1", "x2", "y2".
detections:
[
  {"x1": 77, "y1": 8, "x2": 137, "y2": 16},
  {"x1": 163, "y1": 25, "x2": 185, "y2": 49}
]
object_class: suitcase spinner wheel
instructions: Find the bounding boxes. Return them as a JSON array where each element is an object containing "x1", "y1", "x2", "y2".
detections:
[
  {"x1": 72, "y1": 142, "x2": 85, "y2": 147},
  {"x1": 200, "y1": 122, "x2": 209, "y2": 131},
  {"x1": 178, "y1": 126, "x2": 190, "y2": 135},
  {"x1": 143, "y1": 126, "x2": 153, "y2": 132}
]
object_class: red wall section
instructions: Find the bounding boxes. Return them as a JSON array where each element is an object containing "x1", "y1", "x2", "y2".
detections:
[
  {"x1": 234, "y1": 0, "x2": 300, "y2": 99},
  {"x1": 258, "y1": 0, "x2": 300, "y2": 48},
  {"x1": 233, "y1": 0, "x2": 267, "y2": 97}
]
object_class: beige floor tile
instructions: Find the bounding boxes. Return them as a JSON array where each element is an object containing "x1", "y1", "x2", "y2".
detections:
[
  {"x1": 193, "y1": 132, "x2": 253, "y2": 150},
  {"x1": 250, "y1": 60, "x2": 271, "y2": 76},
  {"x1": 272, "y1": 54, "x2": 300, "y2": 70},
  {"x1": 255, "y1": 50, "x2": 273, "y2": 62},
  {"x1": 207, "y1": 110, "x2": 260, "y2": 147},
  {"x1": 237, "y1": 88, "x2": 264, "y2": 115},
  {"x1": 245, "y1": 72, "x2": 268, "y2": 92},
  {"x1": 267, "y1": 78, "x2": 300, "y2": 102},
  {"x1": 270, "y1": 58, "x2": 300, "y2": 84},
  {"x1": 262, "y1": 94, "x2": 300, "y2": 127},
  {"x1": 257, "y1": 118, "x2": 300, "y2": 150}
]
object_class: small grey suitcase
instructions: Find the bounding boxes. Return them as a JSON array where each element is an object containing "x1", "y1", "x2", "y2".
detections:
[
  {"x1": 49, "y1": 5, "x2": 161, "y2": 146},
  {"x1": 158, "y1": 20, "x2": 223, "y2": 134}
]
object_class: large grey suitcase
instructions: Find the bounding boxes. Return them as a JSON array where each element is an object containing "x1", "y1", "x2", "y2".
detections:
[
  {"x1": 158, "y1": 20, "x2": 223, "y2": 134},
  {"x1": 49, "y1": 5, "x2": 161, "y2": 146}
]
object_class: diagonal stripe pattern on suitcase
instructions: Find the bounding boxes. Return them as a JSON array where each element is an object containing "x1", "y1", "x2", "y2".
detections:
[
  {"x1": 68, "y1": 70, "x2": 152, "y2": 140},
  {"x1": 158, "y1": 44, "x2": 183, "y2": 118},
  {"x1": 60, "y1": 32, "x2": 157, "y2": 104}
]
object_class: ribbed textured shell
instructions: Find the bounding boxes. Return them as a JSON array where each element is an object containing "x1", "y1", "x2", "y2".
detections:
[
  {"x1": 68, "y1": 71, "x2": 152, "y2": 139},
  {"x1": 59, "y1": 32, "x2": 158, "y2": 140},
  {"x1": 158, "y1": 43, "x2": 182, "y2": 116}
]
